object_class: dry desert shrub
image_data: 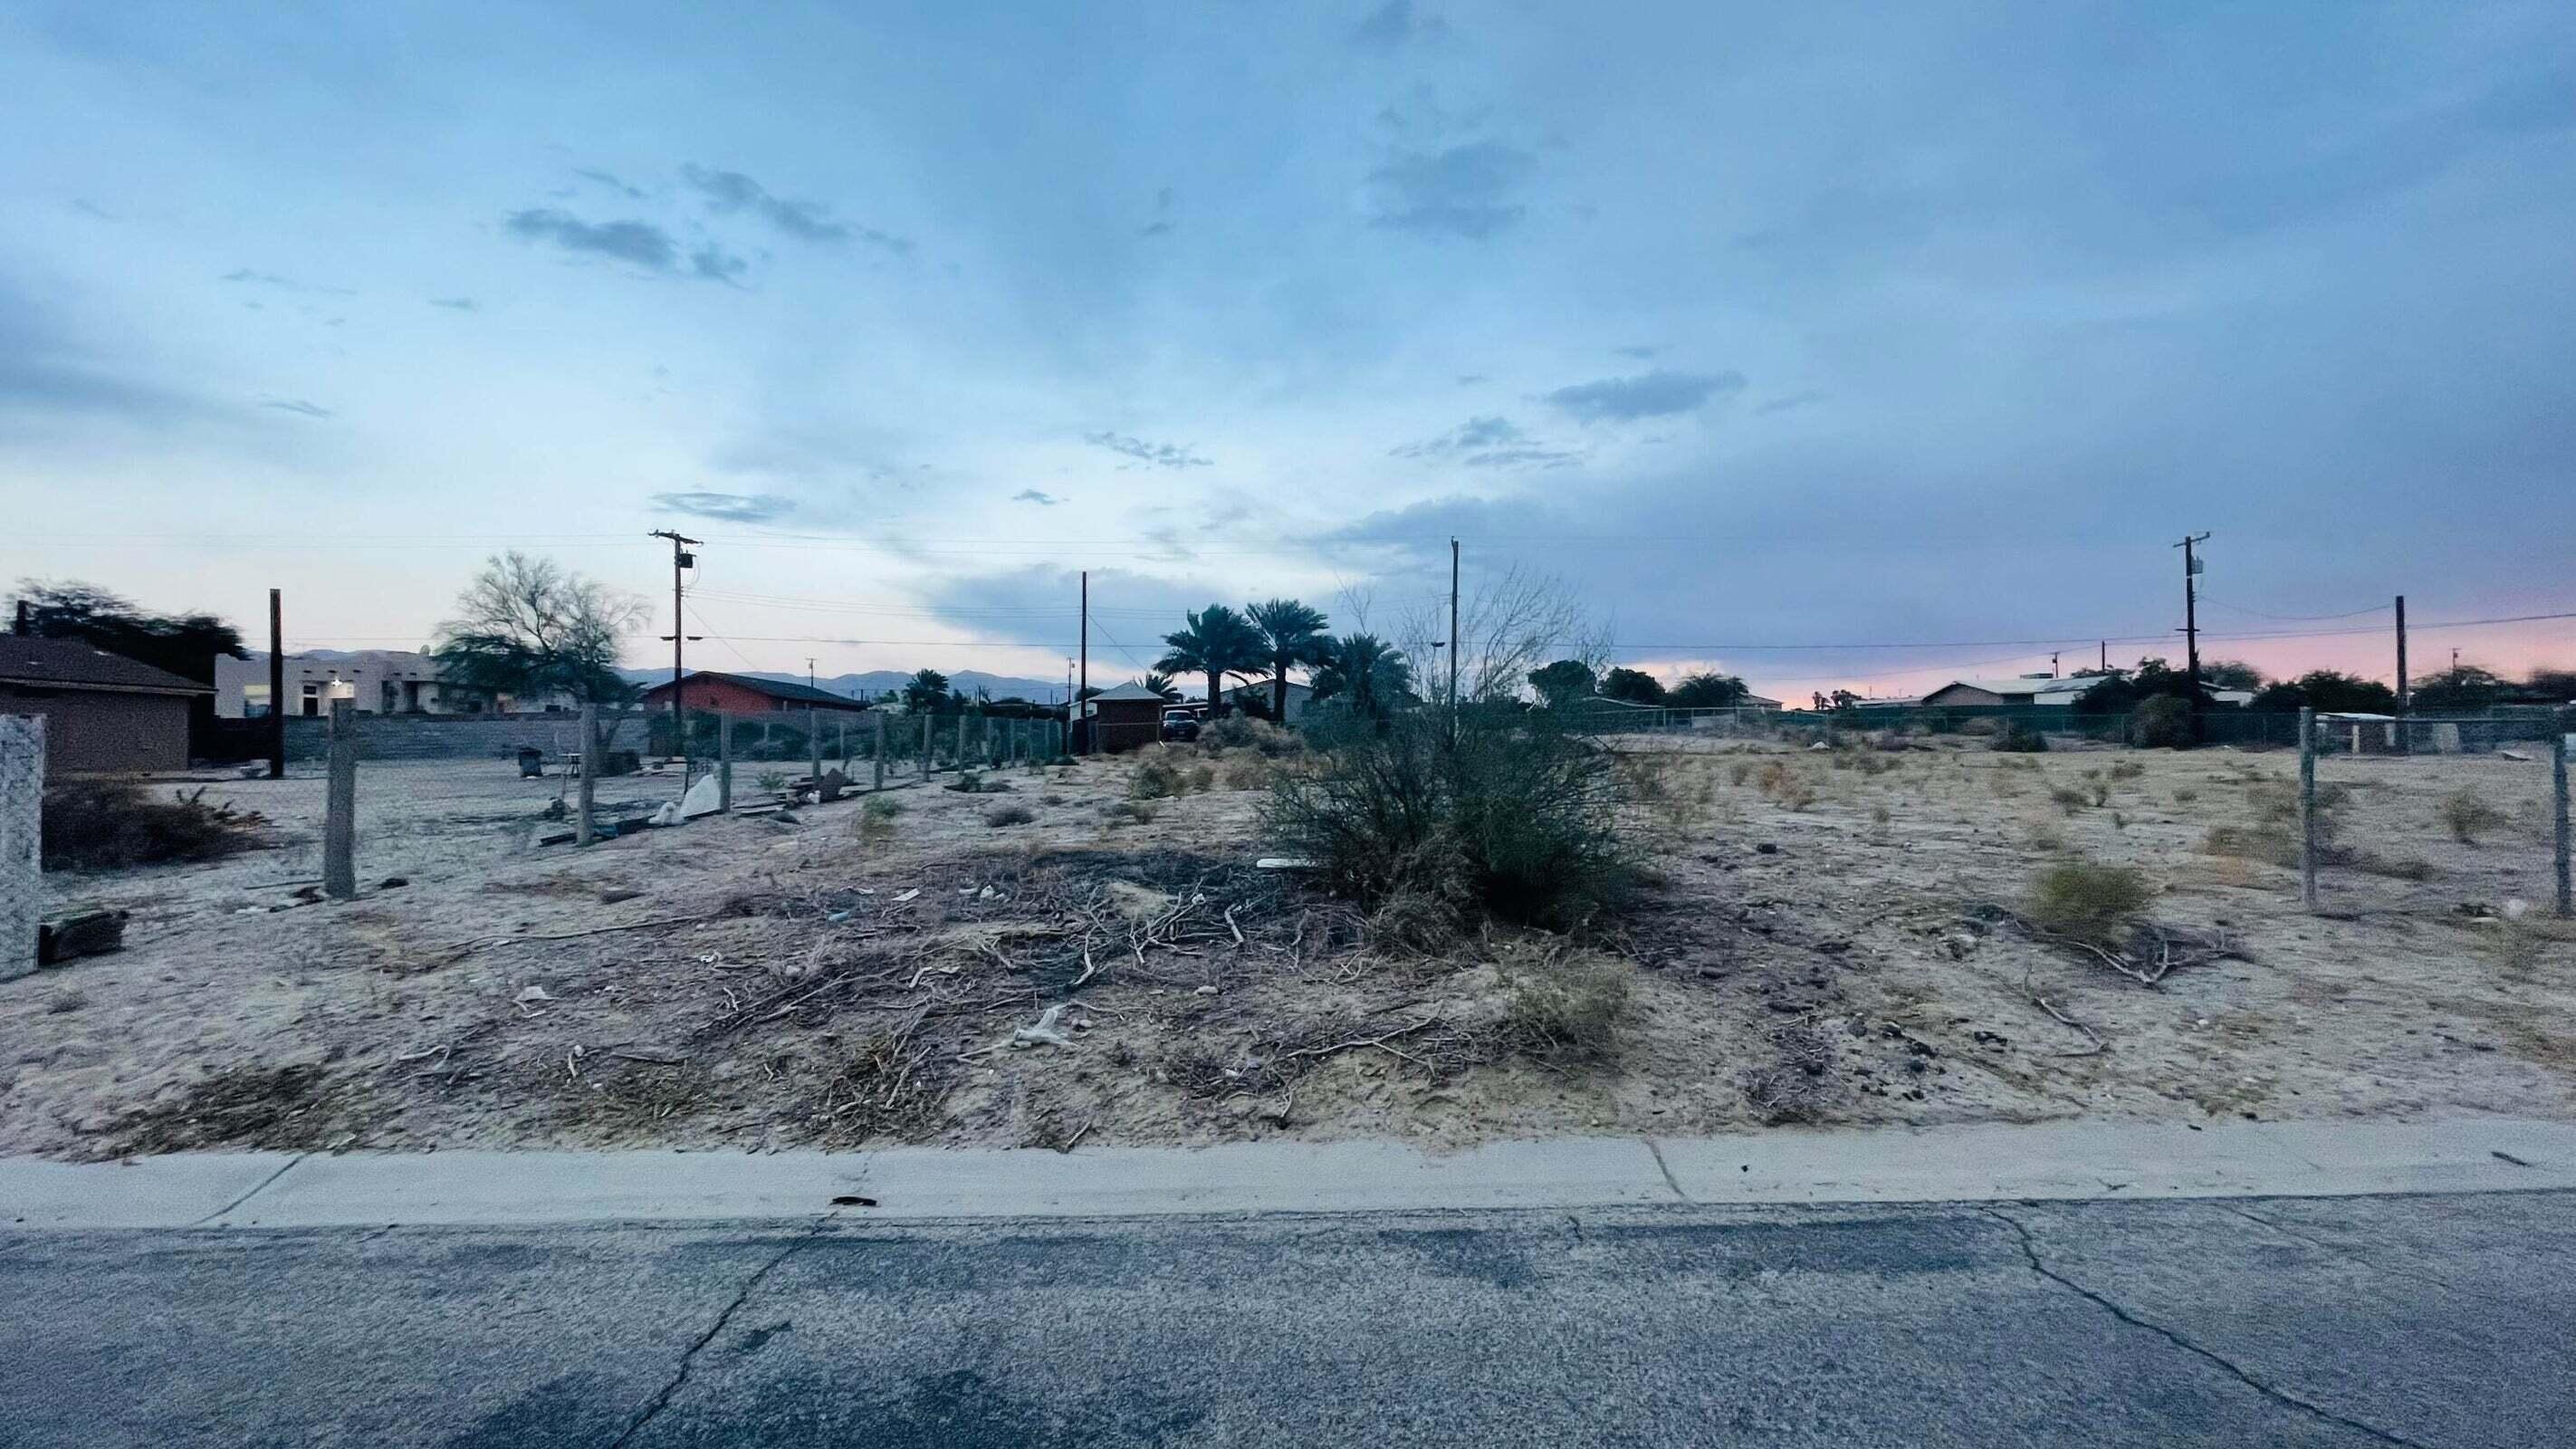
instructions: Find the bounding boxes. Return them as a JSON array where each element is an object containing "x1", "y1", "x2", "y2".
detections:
[
  {"x1": 2025, "y1": 859, "x2": 2153, "y2": 945},
  {"x1": 2441, "y1": 788, "x2": 2504, "y2": 844},
  {"x1": 1497, "y1": 945, "x2": 1631, "y2": 1063}
]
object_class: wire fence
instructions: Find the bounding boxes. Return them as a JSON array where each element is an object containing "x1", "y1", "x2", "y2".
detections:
[{"x1": 1568, "y1": 700, "x2": 2573, "y2": 755}]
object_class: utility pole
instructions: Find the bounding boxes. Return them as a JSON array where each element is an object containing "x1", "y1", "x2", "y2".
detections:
[
  {"x1": 1447, "y1": 536, "x2": 1460, "y2": 717},
  {"x1": 2099, "y1": 639, "x2": 2107, "y2": 673},
  {"x1": 2394, "y1": 594, "x2": 2409, "y2": 752},
  {"x1": 1077, "y1": 570, "x2": 1089, "y2": 755},
  {"x1": 649, "y1": 530, "x2": 701, "y2": 780},
  {"x1": 2050, "y1": 650, "x2": 2060, "y2": 679},
  {"x1": 2175, "y1": 533, "x2": 2210, "y2": 740},
  {"x1": 267, "y1": 589, "x2": 286, "y2": 780}
]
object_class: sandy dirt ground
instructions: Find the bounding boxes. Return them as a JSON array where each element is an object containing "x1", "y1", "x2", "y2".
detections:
[{"x1": 5, "y1": 732, "x2": 2571, "y2": 1161}]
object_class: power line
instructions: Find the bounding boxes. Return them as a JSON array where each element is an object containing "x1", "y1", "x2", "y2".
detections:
[{"x1": 2198, "y1": 598, "x2": 2390, "y2": 622}]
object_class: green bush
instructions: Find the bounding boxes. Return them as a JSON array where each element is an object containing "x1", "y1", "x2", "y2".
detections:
[
  {"x1": 1263, "y1": 704, "x2": 1628, "y2": 930},
  {"x1": 1200, "y1": 715, "x2": 1306, "y2": 757},
  {"x1": 2025, "y1": 859, "x2": 2153, "y2": 945},
  {"x1": 982, "y1": 802, "x2": 1037, "y2": 827},
  {"x1": 2129, "y1": 696, "x2": 2194, "y2": 749},
  {"x1": 1992, "y1": 722, "x2": 2049, "y2": 753},
  {"x1": 1130, "y1": 754, "x2": 1184, "y2": 801}
]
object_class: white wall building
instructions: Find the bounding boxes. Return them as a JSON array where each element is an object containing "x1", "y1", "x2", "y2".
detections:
[{"x1": 214, "y1": 649, "x2": 570, "y2": 718}]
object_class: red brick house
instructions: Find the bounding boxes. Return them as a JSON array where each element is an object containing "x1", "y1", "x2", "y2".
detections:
[{"x1": 637, "y1": 671, "x2": 870, "y2": 715}]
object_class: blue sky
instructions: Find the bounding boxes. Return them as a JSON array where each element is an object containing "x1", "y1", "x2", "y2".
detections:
[{"x1": 4, "y1": 1, "x2": 2572, "y2": 698}]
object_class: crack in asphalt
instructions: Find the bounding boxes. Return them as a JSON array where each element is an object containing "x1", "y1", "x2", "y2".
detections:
[
  {"x1": 608, "y1": 1215, "x2": 836, "y2": 1448},
  {"x1": 187, "y1": 1155, "x2": 307, "y2": 1228},
  {"x1": 1982, "y1": 1206, "x2": 2427, "y2": 1447},
  {"x1": 2213, "y1": 1202, "x2": 2518, "y2": 1311},
  {"x1": 1642, "y1": 1140, "x2": 1691, "y2": 1203}
]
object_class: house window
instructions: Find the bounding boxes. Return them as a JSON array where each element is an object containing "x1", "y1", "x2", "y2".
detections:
[{"x1": 301, "y1": 683, "x2": 321, "y2": 717}]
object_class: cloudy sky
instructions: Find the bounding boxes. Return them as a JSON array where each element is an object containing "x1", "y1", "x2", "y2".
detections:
[{"x1": 4, "y1": 1, "x2": 2571, "y2": 700}]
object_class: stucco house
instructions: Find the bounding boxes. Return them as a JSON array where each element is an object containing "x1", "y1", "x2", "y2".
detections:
[{"x1": 0, "y1": 636, "x2": 212, "y2": 772}]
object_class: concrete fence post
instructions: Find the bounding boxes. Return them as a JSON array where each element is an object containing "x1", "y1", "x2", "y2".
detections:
[
  {"x1": 577, "y1": 704, "x2": 599, "y2": 847},
  {"x1": 717, "y1": 711, "x2": 733, "y2": 813},
  {"x1": 921, "y1": 715, "x2": 933, "y2": 778},
  {"x1": 809, "y1": 705, "x2": 822, "y2": 787},
  {"x1": 2553, "y1": 727, "x2": 2571, "y2": 919},
  {"x1": 323, "y1": 700, "x2": 358, "y2": 901},
  {"x1": 873, "y1": 712, "x2": 886, "y2": 792},
  {"x1": 2297, "y1": 705, "x2": 2318, "y2": 912},
  {"x1": 956, "y1": 714, "x2": 969, "y2": 772},
  {"x1": 2, "y1": 715, "x2": 41, "y2": 981}
]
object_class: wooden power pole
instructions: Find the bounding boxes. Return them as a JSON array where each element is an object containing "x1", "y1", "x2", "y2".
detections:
[
  {"x1": 649, "y1": 530, "x2": 701, "y2": 779},
  {"x1": 1077, "y1": 570, "x2": 1089, "y2": 755},
  {"x1": 2394, "y1": 594, "x2": 2409, "y2": 752},
  {"x1": 2176, "y1": 533, "x2": 2210, "y2": 738},
  {"x1": 267, "y1": 589, "x2": 286, "y2": 780}
]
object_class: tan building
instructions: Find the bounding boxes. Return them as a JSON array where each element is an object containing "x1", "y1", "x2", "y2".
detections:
[{"x1": 0, "y1": 637, "x2": 211, "y2": 773}]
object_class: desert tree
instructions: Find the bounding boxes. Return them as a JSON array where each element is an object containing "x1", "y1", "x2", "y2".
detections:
[
  {"x1": 1246, "y1": 598, "x2": 1333, "y2": 721},
  {"x1": 1599, "y1": 667, "x2": 1667, "y2": 705},
  {"x1": 903, "y1": 669, "x2": 953, "y2": 712},
  {"x1": 6, "y1": 581, "x2": 246, "y2": 685},
  {"x1": 1157, "y1": 604, "x2": 1264, "y2": 717},
  {"x1": 1668, "y1": 671, "x2": 1749, "y2": 708},
  {"x1": 1527, "y1": 659, "x2": 1596, "y2": 705},
  {"x1": 431, "y1": 552, "x2": 644, "y2": 709},
  {"x1": 1308, "y1": 632, "x2": 1413, "y2": 719}
]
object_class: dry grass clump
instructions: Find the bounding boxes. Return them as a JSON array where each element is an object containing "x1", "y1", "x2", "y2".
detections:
[
  {"x1": 1198, "y1": 715, "x2": 1307, "y2": 757},
  {"x1": 1756, "y1": 760, "x2": 1816, "y2": 811},
  {"x1": 41, "y1": 782, "x2": 263, "y2": 871},
  {"x1": 1219, "y1": 757, "x2": 1273, "y2": 792},
  {"x1": 1186, "y1": 763, "x2": 1217, "y2": 794},
  {"x1": 1130, "y1": 754, "x2": 1185, "y2": 801},
  {"x1": 2048, "y1": 785, "x2": 2090, "y2": 815},
  {"x1": 982, "y1": 802, "x2": 1038, "y2": 827},
  {"x1": 857, "y1": 796, "x2": 904, "y2": 846},
  {"x1": 1497, "y1": 945, "x2": 1630, "y2": 1062},
  {"x1": 2025, "y1": 859, "x2": 2153, "y2": 945},
  {"x1": 2440, "y1": 788, "x2": 2504, "y2": 844},
  {"x1": 1741, "y1": 1020, "x2": 1837, "y2": 1124},
  {"x1": 1991, "y1": 723, "x2": 2049, "y2": 753},
  {"x1": 1103, "y1": 799, "x2": 1158, "y2": 826}
]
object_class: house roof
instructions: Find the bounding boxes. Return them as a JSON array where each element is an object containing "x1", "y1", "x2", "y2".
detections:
[
  {"x1": 1929, "y1": 677, "x2": 2102, "y2": 701},
  {"x1": 1087, "y1": 682, "x2": 1174, "y2": 703},
  {"x1": 0, "y1": 637, "x2": 212, "y2": 696},
  {"x1": 641, "y1": 670, "x2": 867, "y2": 708}
]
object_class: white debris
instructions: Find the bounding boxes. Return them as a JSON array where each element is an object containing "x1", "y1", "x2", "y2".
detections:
[
  {"x1": 1010, "y1": 1003, "x2": 1075, "y2": 1050},
  {"x1": 680, "y1": 773, "x2": 725, "y2": 818},
  {"x1": 648, "y1": 801, "x2": 682, "y2": 827},
  {"x1": 2504, "y1": 897, "x2": 2531, "y2": 921},
  {"x1": 1255, "y1": 857, "x2": 1318, "y2": 870},
  {"x1": 1192, "y1": 984, "x2": 1220, "y2": 997},
  {"x1": 893, "y1": 888, "x2": 921, "y2": 904}
]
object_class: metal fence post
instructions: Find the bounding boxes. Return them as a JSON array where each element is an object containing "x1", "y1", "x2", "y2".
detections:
[
  {"x1": 2297, "y1": 705, "x2": 2318, "y2": 912},
  {"x1": 577, "y1": 703, "x2": 599, "y2": 847},
  {"x1": 1, "y1": 715, "x2": 41, "y2": 981},
  {"x1": 323, "y1": 700, "x2": 358, "y2": 901},
  {"x1": 717, "y1": 711, "x2": 733, "y2": 812},
  {"x1": 2554, "y1": 727, "x2": 2571, "y2": 919}
]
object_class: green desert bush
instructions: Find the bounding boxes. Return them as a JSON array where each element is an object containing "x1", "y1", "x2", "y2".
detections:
[
  {"x1": 1129, "y1": 754, "x2": 1185, "y2": 801},
  {"x1": 2440, "y1": 788, "x2": 2504, "y2": 844},
  {"x1": 1991, "y1": 722, "x2": 2049, "y2": 753},
  {"x1": 982, "y1": 802, "x2": 1037, "y2": 827},
  {"x1": 2024, "y1": 859, "x2": 2153, "y2": 945},
  {"x1": 1263, "y1": 704, "x2": 1627, "y2": 930},
  {"x1": 2129, "y1": 696, "x2": 2194, "y2": 749}
]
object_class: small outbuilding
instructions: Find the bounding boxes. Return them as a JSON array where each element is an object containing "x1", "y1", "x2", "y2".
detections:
[
  {"x1": 1077, "y1": 681, "x2": 1170, "y2": 753},
  {"x1": 637, "y1": 671, "x2": 870, "y2": 715},
  {"x1": 0, "y1": 637, "x2": 213, "y2": 773}
]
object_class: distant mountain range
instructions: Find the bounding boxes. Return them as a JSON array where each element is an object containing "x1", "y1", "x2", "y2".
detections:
[{"x1": 613, "y1": 667, "x2": 1071, "y2": 703}]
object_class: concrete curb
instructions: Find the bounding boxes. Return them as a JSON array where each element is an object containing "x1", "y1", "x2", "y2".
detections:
[{"x1": 6, "y1": 1118, "x2": 2572, "y2": 1232}]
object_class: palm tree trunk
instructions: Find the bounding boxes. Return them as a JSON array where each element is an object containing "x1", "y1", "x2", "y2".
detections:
[
  {"x1": 1272, "y1": 652, "x2": 1288, "y2": 722},
  {"x1": 1207, "y1": 668, "x2": 1223, "y2": 719}
]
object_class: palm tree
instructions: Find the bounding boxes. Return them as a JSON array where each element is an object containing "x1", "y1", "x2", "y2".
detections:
[
  {"x1": 1310, "y1": 632, "x2": 1412, "y2": 719},
  {"x1": 1156, "y1": 604, "x2": 1263, "y2": 717},
  {"x1": 1138, "y1": 672, "x2": 1182, "y2": 702},
  {"x1": 1244, "y1": 598, "x2": 1332, "y2": 722}
]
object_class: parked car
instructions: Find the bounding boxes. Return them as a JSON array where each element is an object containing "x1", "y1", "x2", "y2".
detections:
[{"x1": 1161, "y1": 709, "x2": 1201, "y2": 743}]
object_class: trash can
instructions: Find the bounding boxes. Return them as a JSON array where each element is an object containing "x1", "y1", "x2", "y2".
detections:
[{"x1": 517, "y1": 745, "x2": 546, "y2": 778}]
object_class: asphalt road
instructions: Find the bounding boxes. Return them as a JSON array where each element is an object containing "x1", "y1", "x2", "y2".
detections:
[{"x1": 3, "y1": 1192, "x2": 2570, "y2": 1447}]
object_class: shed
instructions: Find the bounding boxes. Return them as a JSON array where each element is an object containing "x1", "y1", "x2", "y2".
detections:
[
  {"x1": 0, "y1": 637, "x2": 213, "y2": 773},
  {"x1": 1077, "y1": 682, "x2": 1170, "y2": 753}
]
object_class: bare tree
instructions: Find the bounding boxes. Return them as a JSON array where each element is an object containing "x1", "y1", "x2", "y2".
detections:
[
  {"x1": 431, "y1": 553, "x2": 646, "y2": 744},
  {"x1": 1395, "y1": 562, "x2": 1609, "y2": 705}
]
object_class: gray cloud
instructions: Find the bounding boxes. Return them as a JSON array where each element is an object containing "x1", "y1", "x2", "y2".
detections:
[
  {"x1": 1353, "y1": 0, "x2": 1446, "y2": 49},
  {"x1": 1139, "y1": 219, "x2": 1174, "y2": 238},
  {"x1": 690, "y1": 245, "x2": 749, "y2": 284},
  {"x1": 259, "y1": 398, "x2": 333, "y2": 419},
  {"x1": 1367, "y1": 139, "x2": 1533, "y2": 240},
  {"x1": 1085, "y1": 430, "x2": 1212, "y2": 469},
  {"x1": 1613, "y1": 344, "x2": 1661, "y2": 360},
  {"x1": 1545, "y1": 369, "x2": 1746, "y2": 422},
  {"x1": 503, "y1": 208, "x2": 681, "y2": 269},
  {"x1": 572, "y1": 168, "x2": 646, "y2": 200},
  {"x1": 429, "y1": 296, "x2": 477, "y2": 312},
  {"x1": 221, "y1": 268, "x2": 352, "y2": 295},
  {"x1": 1754, "y1": 389, "x2": 1829, "y2": 416},
  {"x1": 0, "y1": 286, "x2": 217, "y2": 433},
  {"x1": 1011, "y1": 488, "x2": 1063, "y2": 505},
  {"x1": 1393, "y1": 414, "x2": 1580, "y2": 468},
  {"x1": 680, "y1": 164, "x2": 911, "y2": 254},
  {"x1": 651, "y1": 491, "x2": 796, "y2": 523}
]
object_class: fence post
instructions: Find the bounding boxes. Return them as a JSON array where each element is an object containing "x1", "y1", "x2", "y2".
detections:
[
  {"x1": 809, "y1": 705, "x2": 822, "y2": 787},
  {"x1": 323, "y1": 700, "x2": 358, "y2": 901},
  {"x1": 2297, "y1": 705, "x2": 2318, "y2": 912},
  {"x1": 921, "y1": 715, "x2": 933, "y2": 777},
  {"x1": 1, "y1": 715, "x2": 41, "y2": 981},
  {"x1": 577, "y1": 704, "x2": 599, "y2": 847},
  {"x1": 2554, "y1": 727, "x2": 2571, "y2": 919},
  {"x1": 717, "y1": 711, "x2": 733, "y2": 812},
  {"x1": 871, "y1": 712, "x2": 886, "y2": 791}
]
